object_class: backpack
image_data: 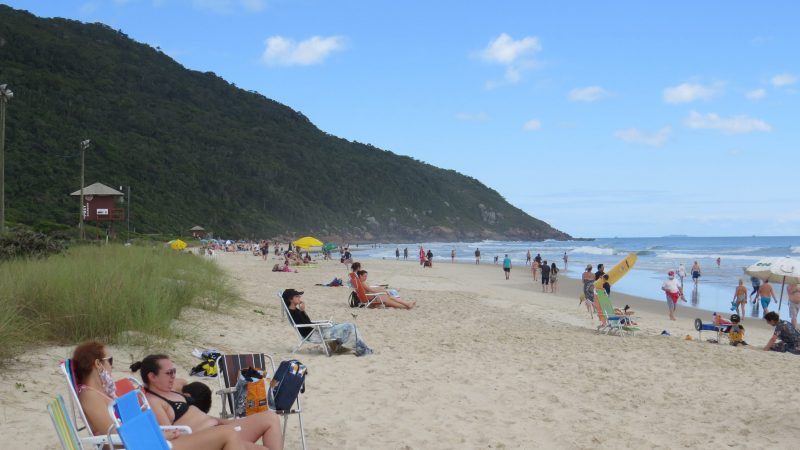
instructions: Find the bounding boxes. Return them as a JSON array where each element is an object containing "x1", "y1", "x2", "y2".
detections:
[
  {"x1": 270, "y1": 359, "x2": 307, "y2": 411},
  {"x1": 348, "y1": 291, "x2": 362, "y2": 308}
]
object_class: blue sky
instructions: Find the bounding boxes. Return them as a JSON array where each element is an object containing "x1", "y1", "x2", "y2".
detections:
[{"x1": 6, "y1": 0, "x2": 800, "y2": 238}]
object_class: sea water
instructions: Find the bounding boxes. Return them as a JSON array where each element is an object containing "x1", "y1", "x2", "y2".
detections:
[{"x1": 357, "y1": 236, "x2": 800, "y2": 318}]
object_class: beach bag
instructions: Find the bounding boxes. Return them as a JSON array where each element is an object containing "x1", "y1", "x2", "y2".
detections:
[
  {"x1": 348, "y1": 291, "x2": 361, "y2": 308},
  {"x1": 270, "y1": 359, "x2": 307, "y2": 411},
  {"x1": 234, "y1": 367, "x2": 269, "y2": 417}
]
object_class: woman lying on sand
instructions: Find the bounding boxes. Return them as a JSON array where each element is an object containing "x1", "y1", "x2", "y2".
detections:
[
  {"x1": 283, "y1": 288, "x2": 373, "y2": 356},
  {"x1": 72, "y1": 341, "x2": 245, "y2": 450},
  {"x1": 132, "y1": 355, "x2": 283, "y2": 449}
]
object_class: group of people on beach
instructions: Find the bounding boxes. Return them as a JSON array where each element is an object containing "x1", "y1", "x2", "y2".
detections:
[{"x1": 70, "y1": 341, "x2": 284, "y2": 450}]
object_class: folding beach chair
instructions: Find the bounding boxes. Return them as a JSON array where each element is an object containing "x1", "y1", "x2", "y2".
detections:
[
  {"x1": 278, "y1": 291, "x2": 337, "y2": 356},
  {"x1": 107, "y1": 390, "x2": 190, "y2": 450},
  {"x1": 48, "y1": 394, "x2": 109, "y2": 450},
  {"x1": 595, "y1": 291, "x2": 639, "y2": 336},
  {"x1": 215, "y1": 353, "x2": 307, "y2": 450},
  {"x1": 694, "y1": 315, "x2": 731, "y2": 343},
  {"x1": 348, "y1": 272, "x2": 386, "y2": 308},
  {"x1": 57, "y1": 359, "x2": 138, "y2": 449}
]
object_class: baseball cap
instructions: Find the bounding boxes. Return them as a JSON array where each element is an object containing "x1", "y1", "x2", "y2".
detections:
[{"x1": 282, "y1": 288, "x2": 304, "y2": 302}]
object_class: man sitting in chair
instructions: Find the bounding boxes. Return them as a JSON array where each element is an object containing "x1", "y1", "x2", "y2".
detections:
[{"x1": 283, "y1": 289, "x2": 374, "y2": 356}]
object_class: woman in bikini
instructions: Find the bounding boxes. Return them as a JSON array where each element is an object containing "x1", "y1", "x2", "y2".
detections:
[
  {"x1": 72, "y1": 341, "x2": 244, "y2": 450},
  {"x1": 132, "y1": 355, "x2": 283, "y2": 450}
]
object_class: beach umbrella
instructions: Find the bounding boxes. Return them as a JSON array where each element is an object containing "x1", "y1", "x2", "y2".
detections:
[
  {"x1": 292, "y1": 236, "x2": 324, "y2": 249},
  {"x1": 745, "y1": 257, "x2": 800, "y2": 311},
  {"x1": 322, "y1": 243, "x2": 338, "y2": 252},
  {"x1": 169, "y1": 239, "x2": 187, "y2": 250}
]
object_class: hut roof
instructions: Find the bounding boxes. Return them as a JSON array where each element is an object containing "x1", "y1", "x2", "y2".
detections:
[
  {"x1": 70, "y1": 182, "x2": 124, "y2": 197},
  {"x1": 190, "y1": 225, "x2": 206, "y2": 231}
]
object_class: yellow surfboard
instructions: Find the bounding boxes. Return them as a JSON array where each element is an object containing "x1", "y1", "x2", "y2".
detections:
[{"x1": 595, "y1": 252, "x2": 637, "y2": 289}]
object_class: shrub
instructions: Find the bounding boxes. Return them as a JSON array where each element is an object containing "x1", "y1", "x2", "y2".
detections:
[{"x1": 0, "y1": 229, "x2": 67, "y2": 261}]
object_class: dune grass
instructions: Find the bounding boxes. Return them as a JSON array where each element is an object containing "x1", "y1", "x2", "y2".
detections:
[{"x1": 0, "y1": 245, "x2": 239, "y2": 358}]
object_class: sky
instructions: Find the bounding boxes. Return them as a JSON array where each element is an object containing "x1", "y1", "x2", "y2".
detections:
[{"x1": 4, "y1": 0, "x2": 800, "y2": 238}]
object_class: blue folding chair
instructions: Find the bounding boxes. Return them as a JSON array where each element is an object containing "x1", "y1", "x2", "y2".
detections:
[{"x1": 108, "y1": 390, "x2": 190, "y2": 449}]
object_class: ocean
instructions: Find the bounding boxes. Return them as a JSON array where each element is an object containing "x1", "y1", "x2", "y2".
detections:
[{"x1": 356, "y1": 236, "x2": 800, "y2": 318}]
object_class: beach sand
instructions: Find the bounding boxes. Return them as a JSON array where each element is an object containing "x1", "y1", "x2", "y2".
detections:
[{"x1": 2, "y1": 251, "x2": 799, "y2": 449}]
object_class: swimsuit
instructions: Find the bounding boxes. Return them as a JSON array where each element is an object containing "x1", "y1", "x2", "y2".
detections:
[
  {"x1": 146, "y1": 389, "x2": 194, "y2": 423},
  {"x1": 760, "y1": 296, "x2": 771, "y2": 310},
  {"x1": 692, "y1": 271, "x2": 700, "y2": 279}
]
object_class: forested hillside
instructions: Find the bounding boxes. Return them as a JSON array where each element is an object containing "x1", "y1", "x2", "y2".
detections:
[{"x1": 0, "y1": 5, "x2": 570, "y2": 241}]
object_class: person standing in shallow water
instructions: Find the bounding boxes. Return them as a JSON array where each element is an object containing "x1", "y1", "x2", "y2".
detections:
[
  {"x1": 451, "y1": 249, "x2": 455, "y2": 263},
  {"x1": 526, "y1": 250, "x2": 531, "y2": 266},
  {"x1": 395, "y1": 248, "x2": 400, "y2": 260},
  {"x1": 502, "y1": 254, "x2": 512, "y2": 280},
  {"x1": 403, "y1": 247, "x2": 408, "y2": 260},
  {"x1": 474, "y1": 248, "x2": 481, "y2": 264}
]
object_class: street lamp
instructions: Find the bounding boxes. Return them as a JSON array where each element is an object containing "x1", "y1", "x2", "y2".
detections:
[
  {"x1": 79, "y1": 139, "x2": 91, "y2": 240},
  {"x1": 0, "y1": 83, "x2": 13, "y2": 234}
]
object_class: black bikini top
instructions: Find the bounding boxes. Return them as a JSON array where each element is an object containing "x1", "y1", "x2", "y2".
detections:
[{"x1": 146, "y1": 389, "x2": 195, "y2": 423}]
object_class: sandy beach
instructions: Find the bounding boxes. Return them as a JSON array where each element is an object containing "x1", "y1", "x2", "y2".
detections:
[{"x1": 2, "y1": 250, "x2": 799, "y2": 449}]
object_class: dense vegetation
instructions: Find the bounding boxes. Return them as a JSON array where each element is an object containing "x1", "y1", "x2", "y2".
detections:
[
  {"x1": 0, "y1": 5, "x2": 570, "y2": 241},
  {"x1": 0, "y1": 245, "x2": 239, "y2": 358}
]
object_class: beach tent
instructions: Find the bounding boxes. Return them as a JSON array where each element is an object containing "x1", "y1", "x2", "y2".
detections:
[
  {"x1": 322, "y1": 243, "x2": 338, "y2": 252},
  {"x1": 169, "y1": 239, "x2": 187, "y2": 250},
  {"x1": 745, "y1": 256, "x2": 800, "y2": 311},
  {"x1": 292, "y1": 236, "x2": 324, "y2": 250}
]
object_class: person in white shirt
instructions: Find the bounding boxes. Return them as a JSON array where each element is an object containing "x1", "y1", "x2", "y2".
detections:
[
  {"x1": 677, "y1": 263, "x2": 687, "y2": 298},
  {"x1": 661, "y1": 270, "x2": 682, "y2": 321}
]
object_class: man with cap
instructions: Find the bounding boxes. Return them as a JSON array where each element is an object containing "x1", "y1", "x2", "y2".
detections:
[
  {"x1": 661, "y1": 271, "x2": 683, "y2": 320},
  {"x1": 282, "y1": 288, "x2": 373, "y2": 356}
]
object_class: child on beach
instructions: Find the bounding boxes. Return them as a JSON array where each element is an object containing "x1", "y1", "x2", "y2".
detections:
[
  {"x1": 725, "y1": 314, "x2": 747, "y2": 346},
  {"x1": 602, "y1": 274, "x2": 611, "y2": 297}
]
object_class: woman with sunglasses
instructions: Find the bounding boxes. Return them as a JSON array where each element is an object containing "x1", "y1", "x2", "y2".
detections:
[
  {"x1": 72, "y1": 340, "x2": 245, "y2": 449},
  {"x1": 131, "y1": 354, "x2": 282, "y2": 450}
]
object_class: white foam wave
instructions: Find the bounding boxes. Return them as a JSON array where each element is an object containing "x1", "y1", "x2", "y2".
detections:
[
  {"x1": 657, "y1": 252, "x2": 762, "y2": 261},
  {"x1": 792, "y1": 246, "x2": 800, "y2": 254},
  {"x1": 570, "y1": 246, "x2": 615, "y2": 256}
]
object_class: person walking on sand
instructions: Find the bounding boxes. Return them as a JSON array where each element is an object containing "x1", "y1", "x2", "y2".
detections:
[
  {"x1": 403, "y1": 247, "x2": 408, "y2": 260},
  {"x1": 541, "y1": 260, "x2": 550, "y2": 292},
  {"x1": 691, "y1": 261, "x2": 701, "y2": 288},
  {"x1": 526, "y1": 250, "x2": 531, "y2": 266},
  {"x1": 758, "y1": 279, "x2": 777, "y2": 315},
  {"x1": 732, "y1": 279, "x2": 748, "y2": 318},
  {"x1": 419, "y1": 246, "x2": 426, "y2": 266},
  {"x1": 531, "y1": 259, "x2": 539, "y2": 281},
  {"x1": 451, "y1": 248, "x2": 455, "y2": 263},
  {"x1": 788, "y1": 284, "x2": 800, "y2": 328},
  {"x1": 426, "y1": 249, "x2": 433, "y2": 266},
  {"x1": 581, "y1": 265, "x2": 596, "y2": 317},
  {"x1": 474, "y1": 248, "x2": 481, "y2": 264},
  {"x1": 503, "y1": 254, "x2": 512, "y2": 280},
  {"x1": 550, "y1": 262, "x2": 559, "y2": 293},
  {"x1": 534, "y1": 253, "x2": 542, "y2": 266},
  {"x1": 395, "y1": 248, "x2": 400, "y2": 260},
  {"x1": 662, "y1": 270, "x2": 682, "y2": 321},
  {"x1": 563, "y1": 252, "x2": 568, "y2": 270}
]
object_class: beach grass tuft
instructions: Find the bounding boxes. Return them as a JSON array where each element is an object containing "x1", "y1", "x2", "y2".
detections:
[{"x1": 0, "y1": 245, "x2": 239, "y2": 358}]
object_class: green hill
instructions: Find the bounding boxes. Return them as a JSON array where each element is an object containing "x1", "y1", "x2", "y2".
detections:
[{"x1": 0, "y1": 5, "x2": 570, "y2": 242}]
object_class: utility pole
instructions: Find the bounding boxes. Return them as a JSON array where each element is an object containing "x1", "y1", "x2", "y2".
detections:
[
  {"x1": 120, "y1": 185, "x2": 131, "y2": 242},
  {"x1": 0, "y1": 84, "x2": 14, "y2": 234},
  {"x1": 79, "y1": 139, "x2": 90, "y2": 240}
]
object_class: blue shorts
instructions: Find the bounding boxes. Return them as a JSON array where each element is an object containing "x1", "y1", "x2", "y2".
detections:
[
  {"x1": 760, "y1": 296, "x2": 771, "y2": 310},
  {"x1": 692, "y1": 271, "x2": 701, "y2": 279}
]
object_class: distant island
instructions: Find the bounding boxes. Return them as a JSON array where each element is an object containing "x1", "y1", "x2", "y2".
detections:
[{"x1": 0, "y1": 5, "x2": 570, "y2": 242}]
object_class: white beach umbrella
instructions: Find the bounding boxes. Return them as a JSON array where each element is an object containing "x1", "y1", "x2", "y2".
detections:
[{"x1": 745, "y1": 257, "x2": 800, "y2": 310}]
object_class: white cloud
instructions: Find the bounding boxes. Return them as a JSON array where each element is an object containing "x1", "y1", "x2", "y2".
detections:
[
  {"x1": 262, "y1": 36, "x2": 345, "y2": 66},
  {"x1": 523, "y1": 119, "x2": 542, "y2": 131},
  {"x1": 614, "y1": 126, "x2": 671, "y2": 146},
  {"x1": 771, "y1": 73, "x2": 797, "y2": 87},
  {"x1": 477, "y1": 33, "x2": 541, "y2": 86},
  {"x1": 746, "y1": 88, "x2": 766, "y2": 100},
  {"x1": 241, "y1": 0, "x2": 266, "y2": 11},
  {"x1": 685, "y1": 111, "x2": 771, "y2": 134},
  {"x1": 568, "y1": 86, "x2": 610, "y2": 102},
  {"x1": 455, "y1": 112, "x2": 490, "y2": 123},
  {"x1": 663, "y1": 82, "x2": 719, "y2": 104},
  {"x1": 479, "y1": 33, "x2": 541, "y2": 64}
]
